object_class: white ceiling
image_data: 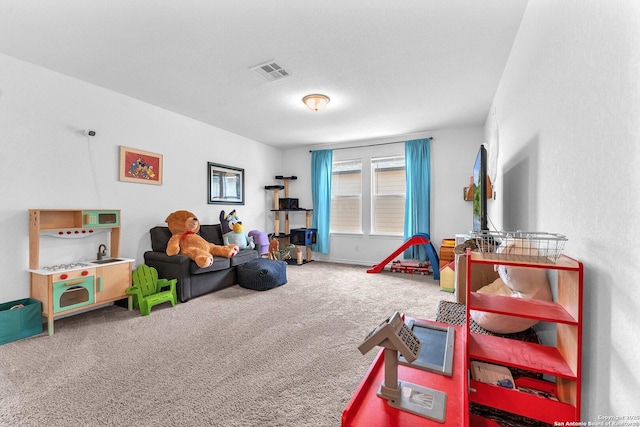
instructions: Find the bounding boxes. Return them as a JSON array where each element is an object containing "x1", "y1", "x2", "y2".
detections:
[{"x1": 0, "y1": 0, "x2": 528, "y2": 149}]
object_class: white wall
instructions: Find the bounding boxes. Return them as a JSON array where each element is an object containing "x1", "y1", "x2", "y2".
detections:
[
  {"x1": 281, "y1": 128, "x2": 481, "y2": 266},
  {"x1": 488, "y1": 0, "x2": 640, "y2": 419},
  {"x1": 1, "y1": 50, "x2": 481, "y2": 302},
  {"x1": 0, "y1": 53, "x2": 282, "y2": 303}
]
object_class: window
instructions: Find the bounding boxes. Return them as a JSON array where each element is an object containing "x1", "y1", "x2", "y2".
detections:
[
  {"x1": 371, "y1": 156, "x2": 405, "y2": 234},
  {"x1": 330, "y1": 152, "x2": 406, "y2": 236},
  {"x1": 330, "y1": 160, "x2": 362, "y2": 233}
]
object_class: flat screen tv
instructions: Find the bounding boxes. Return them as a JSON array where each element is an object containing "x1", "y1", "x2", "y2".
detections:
[{"x1": 473, "y1": 145, "x2": 488, "y2": 231}]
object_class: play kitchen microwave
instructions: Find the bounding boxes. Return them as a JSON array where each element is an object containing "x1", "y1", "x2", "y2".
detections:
[{"x1": 83, "y1": 210, "x2": 120, "y2": 227}]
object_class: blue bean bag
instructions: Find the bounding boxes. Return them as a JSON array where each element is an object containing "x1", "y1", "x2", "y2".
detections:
[{"x1": 237, "y1": 258, "x2": 287, "y2": 291}]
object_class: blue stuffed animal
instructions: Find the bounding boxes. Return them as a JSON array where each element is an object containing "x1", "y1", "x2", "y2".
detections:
[
  {"x1": 223, "y1": 221, "x2": 255, "y2": 250},
  {"x1": 219, "y1": 210, "x2": 238, "y2": 234}
]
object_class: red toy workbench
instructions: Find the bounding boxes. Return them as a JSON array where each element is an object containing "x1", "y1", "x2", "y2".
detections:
[{"x1": 342, "y1": 320, "x2": 471, "y2": 427}]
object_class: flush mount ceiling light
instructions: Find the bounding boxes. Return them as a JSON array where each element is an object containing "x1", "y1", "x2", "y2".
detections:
[{"x1": 302, "y1": 94, "x2": 330, "y2": 111}]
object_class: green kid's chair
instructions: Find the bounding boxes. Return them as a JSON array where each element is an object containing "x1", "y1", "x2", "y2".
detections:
[{"x1": 126, "y1": 265, "x2": 177, "y2": 316}]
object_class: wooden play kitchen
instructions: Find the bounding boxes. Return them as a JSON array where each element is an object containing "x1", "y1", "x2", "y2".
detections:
[{"x1": 28, "y1": 209, "x2": 134, "y2": 335}]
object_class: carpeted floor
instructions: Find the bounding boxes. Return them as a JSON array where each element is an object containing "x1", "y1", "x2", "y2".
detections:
[{"x1": 0, "y1": 261, "x2": 452, "y2": 427}]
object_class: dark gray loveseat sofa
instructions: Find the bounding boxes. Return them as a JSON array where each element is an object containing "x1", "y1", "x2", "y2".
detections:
[{"x1": 144, "y1": 224, "x2": 259, "y2": 302}]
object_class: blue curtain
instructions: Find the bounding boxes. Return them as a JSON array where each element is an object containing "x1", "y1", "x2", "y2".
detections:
[
  {"x1": 403, "y1": 138, "x2": 431, "y2": 260},
  {"x1": 311, "y1": 149, "x2": 333, "y2": 253}
]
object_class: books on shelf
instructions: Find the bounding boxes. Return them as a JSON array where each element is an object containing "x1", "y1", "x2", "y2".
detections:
[
  {"x1": 471, "y1": 361, "x2": 514, "y2": 388},
  {"x1": 517, "y1": 385, "x2": 559, "y2": 401},
  {"x1": 470, "y1": 361, "x2": 559, "y2": 400}
]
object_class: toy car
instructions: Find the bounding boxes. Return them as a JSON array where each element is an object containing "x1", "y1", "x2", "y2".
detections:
[{"x1": 390, "y1": 260, "x2": 431, "y2": 275}]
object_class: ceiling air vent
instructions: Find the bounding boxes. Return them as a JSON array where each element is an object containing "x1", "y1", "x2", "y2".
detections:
[{"x1": 250, "y1": 60, "x2": 290, "y2": 82}]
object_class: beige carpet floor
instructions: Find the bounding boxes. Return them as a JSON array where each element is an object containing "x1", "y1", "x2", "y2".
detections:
[{"x1": 0, "y1": 261, "x2": 453, "y2": 427}]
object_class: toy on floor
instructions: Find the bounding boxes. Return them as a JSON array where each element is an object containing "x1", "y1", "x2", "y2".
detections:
[
  {"x1": 470, "y1": 238, "x2": 552, "y2": 334},
  {"x1": 165, "y1": 210, "x2": 239, "y2": 268},
  {"x1": 126, "y1": 264, "x2": 177, "y2": 316},
  {"x1": 367, "y1": 233, "x2": 441, "y2": 280},
  {"x1": 390, "y1": 260, "x2": 431, "y2": 275},
  {"x1": 267, "y1": 237, "x2": 295, "y2": 261}
]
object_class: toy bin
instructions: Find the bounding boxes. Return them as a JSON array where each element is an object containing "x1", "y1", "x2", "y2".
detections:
[{"x1": 0, "y1": 298, "x2": 43, "y2": 345}]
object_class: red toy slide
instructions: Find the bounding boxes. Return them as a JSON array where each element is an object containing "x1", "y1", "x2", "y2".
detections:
[{"x1": 367, "y1": 233, "x2": 440, "y2": 279}]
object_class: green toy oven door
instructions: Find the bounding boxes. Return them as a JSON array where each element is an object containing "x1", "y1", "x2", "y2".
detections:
[{"x1": 53, "y1": 276, "x2": 95, "y2": 313}]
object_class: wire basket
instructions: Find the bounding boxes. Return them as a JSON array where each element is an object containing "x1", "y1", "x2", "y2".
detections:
[{"x1": 469, "y1": 231, "x2": 568, "y2": 263}]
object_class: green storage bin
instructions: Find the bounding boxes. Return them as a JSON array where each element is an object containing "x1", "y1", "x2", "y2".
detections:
[{"x1": 0, "y1": 298, "x2": 43, "y2": 345}]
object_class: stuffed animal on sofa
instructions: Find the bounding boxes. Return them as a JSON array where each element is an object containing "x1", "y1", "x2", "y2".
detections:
[
  {"x1": 219, "y1": 210, "x2": 238, "y2": 235},
  {"x1": 165, "y1": 210, "x2": 238, "y2": 268},
  {"x1": 223, "y1": 221, "x2": 255, "y2": 250},
  {"x1": 470, "y1": 239, "x2": 552, "y2": 334}
]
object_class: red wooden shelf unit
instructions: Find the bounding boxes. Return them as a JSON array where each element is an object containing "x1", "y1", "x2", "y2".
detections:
[{"x1": 465, "y1": 251, "x2": 583, "y2": 425}]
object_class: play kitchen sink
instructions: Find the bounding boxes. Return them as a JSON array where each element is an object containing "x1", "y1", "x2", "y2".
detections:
[
  {"x1": 91, "y1": 243, "x2": 125, "y2": 264},
  {"x1": 90, "y1": 258, "x2": 125, "y2": 265}
]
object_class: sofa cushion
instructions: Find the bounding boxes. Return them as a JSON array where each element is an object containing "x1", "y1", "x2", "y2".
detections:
[
  {"x1": 199, "y1": 225, "x2": 224, "y2": 246},
  {"x1": 229, "y1": 248, "x2": 259, "y2": 267},
  {"x1": 190, "y1": 257, "x2": 231, "y2": 274},
  {"x1": 188, "y1": 248, "x2": 257, "y2": 274},
  {"x1": 150, "y1": 226, "x2": 173, "y2": 252},
  {"x1": 150, "y1": 224, "x2": 224, "y2": 253}
]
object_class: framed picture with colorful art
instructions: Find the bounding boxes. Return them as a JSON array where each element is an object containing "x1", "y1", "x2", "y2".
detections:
[{"x1": 119, "y1": 146, "x2": 163, "y2": 185}]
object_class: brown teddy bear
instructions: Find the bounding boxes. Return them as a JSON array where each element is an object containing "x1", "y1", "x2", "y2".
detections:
[{"x1": 165, "y1": 210, "x2": 238, "y2": 268}]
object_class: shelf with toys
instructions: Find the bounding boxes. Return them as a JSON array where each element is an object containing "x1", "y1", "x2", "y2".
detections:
[{"x1": 465, "y1": 240, "x2": 583, "y2": 424}]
